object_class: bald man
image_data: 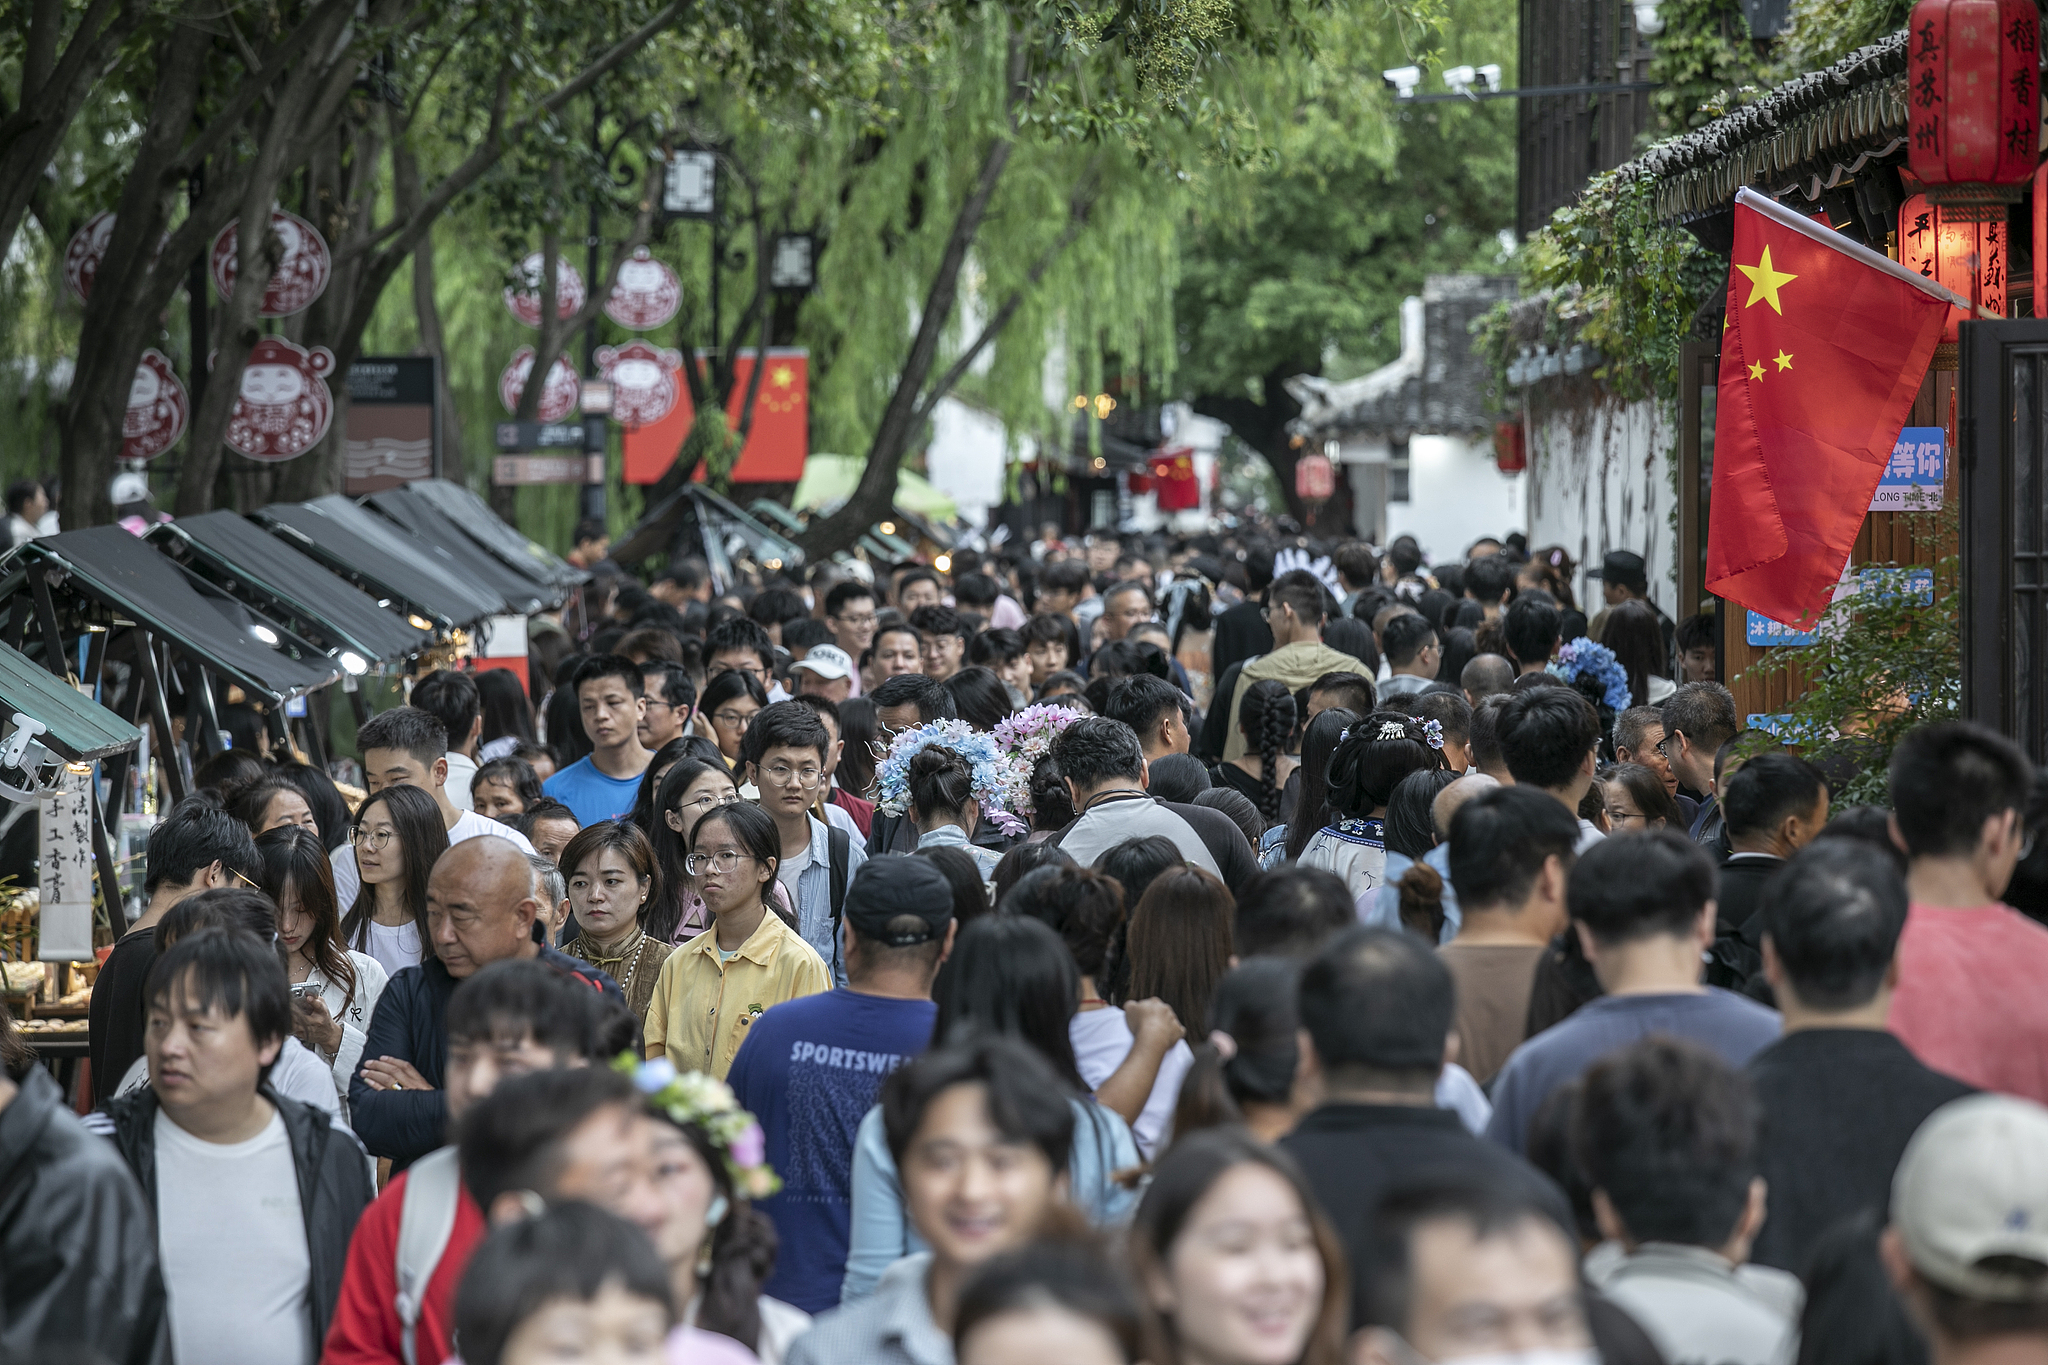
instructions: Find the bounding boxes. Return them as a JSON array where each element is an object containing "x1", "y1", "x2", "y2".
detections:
[
  {"x1": 348, "y1": 836, "x2": 626, "y2": 1169},
  {"x1": 1365, "y1": 774, "x2": 1502, "y2": 942}
]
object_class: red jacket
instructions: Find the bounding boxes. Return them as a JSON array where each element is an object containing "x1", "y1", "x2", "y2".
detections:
[
  {"x1": 320, "y1": 1165, "x2": 485, "y2": 1365},
  {"x1": 829, "y1": 787, "x2": 875, "y2": 837}
]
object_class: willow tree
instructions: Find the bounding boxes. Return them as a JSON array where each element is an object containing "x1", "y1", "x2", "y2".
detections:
[{"x1": 788, "y1": 0, "x2": 1306, "y2": 560}]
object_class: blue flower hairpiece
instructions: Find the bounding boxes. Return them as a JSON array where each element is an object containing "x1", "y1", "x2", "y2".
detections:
[
  {"x1": 1413, "y1": 717, "x2": 1445, "y2": 750},
  {"x1": 1549, "y1": 637, "x2": 1631, "y2": 712}
]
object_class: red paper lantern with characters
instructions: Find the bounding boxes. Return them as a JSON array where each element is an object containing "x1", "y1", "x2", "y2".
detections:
[{"x1": 1906, "y1": 0, "x2": 2039, "y2": 217}]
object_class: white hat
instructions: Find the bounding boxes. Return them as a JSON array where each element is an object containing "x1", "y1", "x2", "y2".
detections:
[
  {"x1": 791, "y1": 644, "x2": 853, "y2": 681},
  {"x1": 110, "y1": 472, "x2": 152, "y2": 506},
  {"x1": 1893, "y1": 1094, "x2": 2048, "y2": 1301}
]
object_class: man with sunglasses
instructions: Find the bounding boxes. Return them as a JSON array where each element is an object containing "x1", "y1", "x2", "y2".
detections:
[
  {"x1": 89, "y1": 796, "x2": 261, "y2": 1107},
  {"x1": 741, "y1": 702, "x2": 867, "y2": 984}
]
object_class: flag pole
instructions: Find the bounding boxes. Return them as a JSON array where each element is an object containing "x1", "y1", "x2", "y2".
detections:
[{"x1": 1735, "y1": 186, "x2": 2002, "y2": 320}]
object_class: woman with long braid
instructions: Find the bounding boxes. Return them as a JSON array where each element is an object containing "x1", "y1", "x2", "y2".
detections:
[{"x1": 1208, "y1": 679, "x2": 1297, "y2": 825}]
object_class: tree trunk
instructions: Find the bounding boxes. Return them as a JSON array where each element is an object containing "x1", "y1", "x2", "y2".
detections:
[
  {"x1": 796, "y1": 36, "x2": 1025, "y2": 561},
  {"x1": 0, "y1": 0, "x2": 148, "y2": 267},
  {"x1": 57, "y1": 22, "x2": 216, "y2": 531},
  {"x1": 1193, "y1": 362, "x2": 1353, "y2": 539}
]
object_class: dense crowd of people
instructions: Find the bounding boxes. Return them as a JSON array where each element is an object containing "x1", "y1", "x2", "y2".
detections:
[{"x1": 5, "y1": 523, "x2": 2048, "y2": 1365}]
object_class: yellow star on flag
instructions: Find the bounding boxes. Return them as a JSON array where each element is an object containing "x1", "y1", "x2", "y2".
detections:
[
  {"x1": 1737, "y1": 246, "x2": 1798, "y2": 314},
  {"x1": 1748, "y1": 359, "x2": 1766, "y2": 381},
  {"x1": 1774, "y1": 350, "x2": 1793, "y2": 371},
  {"x1": 771, "y1": 364, "x2": 795, "y2": 388}
]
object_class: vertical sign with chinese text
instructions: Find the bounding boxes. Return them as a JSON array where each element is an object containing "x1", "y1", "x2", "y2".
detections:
[{"x1": 37, "y1": 774, "x2": 95, "y2": 960}]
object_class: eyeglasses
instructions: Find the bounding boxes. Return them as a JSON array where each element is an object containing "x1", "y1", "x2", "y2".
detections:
[
  {"x1": 351, "y1": 827, "x2": 395, "y2": 851},
  {"x1": 1607, "y1": 809, "x2": 1647, "y2": 826},
  {"x1": 673, "y1": 790, "x2": 738, "y2": 818},
  {"x1": 712, "y1": 708, "x2": 757, "y2": 727},
  {"x1": 684, "y1": 850, "x2": 754, "y2": 876},
  {"x1": 832, "y1": 612, "x2": 878, "y2": 629},
  {"x1": 868, "y1": 720, "x2": 908, "y2": 760},
  {"x1": 759, "y1": 762, "x2": 823, "y2": 789}
]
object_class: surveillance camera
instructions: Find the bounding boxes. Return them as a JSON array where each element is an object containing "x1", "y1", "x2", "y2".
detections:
[
  {"x1": 1477, "y1": 64, "x2": 1503, "y2": 93},
  {"x1": 1382, "y1": 65, "x2": 1422, "y2": 99},
  {"x1": 1443, "y1": 65, "x2": 1478, "y2": 97}
]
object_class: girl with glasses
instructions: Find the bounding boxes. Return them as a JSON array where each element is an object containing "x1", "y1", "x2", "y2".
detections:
[
  {"x1": 643, "y1": 803, "x2": 829, "y2": 1079},
  {"x1": 645, "y1": 757, "x2": 796, "y2": 944},
  {"x1": 340, "y1": 784, "x2": 449, "y2": 975},
  {"x1": 1601, "y1": 761, "x2": 1682, "y2": 832},
  {"x1": 695, "y1": 671, "x2": 769, "y2": 767}
]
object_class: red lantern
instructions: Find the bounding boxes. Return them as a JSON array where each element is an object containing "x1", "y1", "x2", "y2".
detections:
[
  {"x1": 1907, "y1": 0, "x2": 2039, "y2": 218},
  {"x1": 1493, "y1": 419, "x2": 1527, "y2": 473},
  {"x1": 1295, "y1": 452, "x2": 1335, "y2": 501},
  {"x1": 1900, "y1": 193, "x2": 2008, "y2": 338}
]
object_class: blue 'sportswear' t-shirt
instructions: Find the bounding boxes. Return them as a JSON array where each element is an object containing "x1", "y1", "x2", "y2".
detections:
[
  {"x1": 725, "y1": 989, "x2": 936, "y2": 1313},
  {"x1": 542, "y1": 755, "x2": 646, "y2": 826}
]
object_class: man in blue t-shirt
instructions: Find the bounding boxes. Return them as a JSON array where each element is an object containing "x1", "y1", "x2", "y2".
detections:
[
  {"x1": 542, "y1": 654, "x2": 653, "y2": 825},
  {"x1": 726, "y1": 854, "x2": 952, "y2": 1312}
]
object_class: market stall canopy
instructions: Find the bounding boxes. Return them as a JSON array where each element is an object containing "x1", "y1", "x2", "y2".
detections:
[
  {"x1": 363, "y1": 487, "x2": 550, "y2": 615},
  {"x1": 255, "y1": 496, "x2": 506, "y2": 628},
  {"x1": 0, "y1": 638, "x2": 141, "y2": 762},
  {"x1": 400, "y1": 479, "x2": 587, "y2": 596},
  {"x1": 2, "y1": 527, "x2": 337, "y2": 703},
  {"x1": 793, "y1": 454, "x2": 959, "y2": 521},
  {"x1": 609, "y1": 484, "x2": 804, "y2": 580},
  {"x1": 146, "y1": 512, "x2": 431, "y2": 669}
]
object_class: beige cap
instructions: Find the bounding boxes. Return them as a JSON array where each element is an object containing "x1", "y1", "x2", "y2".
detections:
[{"x1": 1893, "y1": 1094, "x2": 2048, "y2": 1301}]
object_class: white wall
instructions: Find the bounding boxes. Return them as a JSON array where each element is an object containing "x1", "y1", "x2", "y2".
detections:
[
  {"x1": 1524, "y1": 399, "x2": 1678, "y2": 617},
  {"x1": 925, "y1": 396, "x2": 1010, "y2": 522},
  {"x1": 1387, "y1": 433, "x2": 1526, "y2": 565}
]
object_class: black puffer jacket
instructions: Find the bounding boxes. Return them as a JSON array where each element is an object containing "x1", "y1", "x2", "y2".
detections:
[
  {"x1": 0, "y1": 1065, "x2": 169, "y2": 1364},
  {"x1": 89, "y1": 1083, "x2": 374, "y2": 1348}
]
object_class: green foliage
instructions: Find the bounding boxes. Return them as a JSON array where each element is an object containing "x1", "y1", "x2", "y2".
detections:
[
  {"x1": 1767, "y1": 0, "x2": 1910, "y2": 82},
  {"x1": 1645, "y1": 0, "x2": 1760, "y2": 133},
  {"x1": 1174, "y1": 0, "x2": 1501, "y2": 405},
  {"x1": 1473, "y1": 168, "x2": 1717, "y2": 409},
  {"x1": 1734, "y1": 513, "x2": 1960, "y2": 807}
]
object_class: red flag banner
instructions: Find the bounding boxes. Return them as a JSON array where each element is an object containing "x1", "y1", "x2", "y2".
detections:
[
  {"x1": 1706, "y1": 188, "x2": 1962, "y2": 627},
  {"x1": 619, "y1": 348, "x2": 810, "y2": 485}
]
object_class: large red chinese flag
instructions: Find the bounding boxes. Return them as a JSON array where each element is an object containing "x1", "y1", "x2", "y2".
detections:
[{"x1": 1707, "y1": 187, "x2": 1958, "y2": 626}]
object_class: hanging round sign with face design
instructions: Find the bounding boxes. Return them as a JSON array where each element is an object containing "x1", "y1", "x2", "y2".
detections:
[
  {"x1": 603, "y1": 248, "x2": 682, "y2": 331},
  {"x1": 63, "y1": 211, "x2": 118, "y2": 305},
  {"x1": 597, "y1": 341, "x2": 682, "y2": 429},
  {"x1": 224, "y1": 337, "x2": 337, "y2": 460},
  {"x1": 504, "y1": 252, "x2": 587, "y2": 327},
  {"x1": 499, "y1": 346, "x2": 582, "y2": 422},
  {"x1": 210, "y1": 209, "x2": 332, "y2": 317},
  {"x1": 123, "y1": 349, "x2": 190, "y2": 461}
]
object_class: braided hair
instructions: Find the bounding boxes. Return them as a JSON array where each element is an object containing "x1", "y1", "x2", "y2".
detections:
[
  {"x1": 1236, "y1": 679, "x2": 1297, "y2": 822},
  {"x1": 1324, "y1": 710, "x2": 1446, "y2": 819}
]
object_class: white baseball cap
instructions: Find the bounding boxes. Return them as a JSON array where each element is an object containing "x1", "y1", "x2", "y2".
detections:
[
  {"x1": 1894, "y1": 1094, "x2": 2048, "y2": 1301},
  {"x1": 791, "y1": 644, "x2": 853, "y2": 681}
]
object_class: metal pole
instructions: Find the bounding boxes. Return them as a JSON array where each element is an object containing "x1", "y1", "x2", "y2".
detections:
[{"x1": 580, "y1": 108, "x2": 608, "y2": 526}]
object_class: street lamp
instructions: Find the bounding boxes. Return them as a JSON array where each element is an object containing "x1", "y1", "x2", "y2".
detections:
[
  {"x1": 770, "y1": 233, "x2": 816, "y2": 292},
  {"x1": 661, "y1": 147, "x2": 718, "y2": 220}
]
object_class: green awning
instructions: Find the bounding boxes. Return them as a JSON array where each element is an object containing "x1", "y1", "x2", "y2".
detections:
[
  {"x1": 792, "y1": 454, "x2": 958, "y2": 522},
  {"x1": 0, "y1": 639, "x2": 141, "y2": 762}
]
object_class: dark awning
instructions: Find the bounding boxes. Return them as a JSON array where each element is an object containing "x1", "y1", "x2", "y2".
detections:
[
  {"x1": 4, "y1": 527, "x2": 337, "y2": 703},
  {"x1": 147, "y1": 512, "x2": 432, "y2": 668},
  {"x1": 255, "y1": 497, "x2": 506, "y2": 628},
  {"x1": 400, "y1": 479, "x2": 586, "y2": 595},
  {"x1": 0, "y1": 638, "x2": 141, "y2": 762},
  {"x1": 611, "y1": 484, "x2": 805, "y2": 580},
  {"x1": 362, "y1": 488, "x2": 550, "y2": 614}
]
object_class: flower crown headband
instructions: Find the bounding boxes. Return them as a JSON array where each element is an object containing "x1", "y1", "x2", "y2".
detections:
[
  {"x1": 872, "y1": 719, "x2": 1029, "y2": 836},
  {"x1": 620, "y1": 1055, "x2": 781, "y2": 1199}
]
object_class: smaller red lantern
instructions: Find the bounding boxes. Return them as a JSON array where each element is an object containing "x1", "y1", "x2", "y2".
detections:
[
  {"x1": 1295, "y1": 452, "x2": 1335, "y2": 502},
  {"x1": 1494, "y1": 419, "x2": 1527, "y2": 473},
  {"x1": 1907, "y1": 0, "x2": 2039, "y2": 218},
  {"x1": 1899, "y1": 193, "x2": 2008, "y2": 339}
]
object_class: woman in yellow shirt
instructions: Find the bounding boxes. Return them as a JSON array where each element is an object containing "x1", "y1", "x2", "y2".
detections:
[{"x1": 645, "y1": 801, "x2": 830, "y2": 1078}]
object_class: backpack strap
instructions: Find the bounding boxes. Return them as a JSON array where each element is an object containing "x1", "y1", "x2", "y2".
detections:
[
  {"x1": 828, "y1": 826, "x2": 851, "y2": 923},
  {"x1": 394, "y1": 1145, "x2": 463, "y2": 1365}
]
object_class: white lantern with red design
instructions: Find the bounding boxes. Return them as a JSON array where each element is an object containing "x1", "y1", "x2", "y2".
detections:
[
  {"x1": 498, "y1": 347, "x2": 582, "y2": 422},
  {"x1": 504, "y1": 253, "x2": 587, "y2": 327},
  {"x1": 211, "y1": 209, "x2": 332, "y2": 317},
  {"x1": 224, "y1": 337, "x2": 336, "y2": 460},
  {"x1": 597, "y1": 341, "x2": 683, "y2": 428}
]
